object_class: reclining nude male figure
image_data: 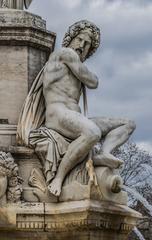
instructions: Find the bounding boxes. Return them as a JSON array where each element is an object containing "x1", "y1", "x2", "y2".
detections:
[{"x1": 41, "y1": 20, "x2": 135, "y2": 196}]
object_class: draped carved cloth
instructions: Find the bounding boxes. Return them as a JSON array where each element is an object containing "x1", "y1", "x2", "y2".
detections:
[
  {"x1": 29, "y1": 127, "x2": 70, "y2": 184},
  {"x1": 24, "y1": 0, "x2": 32, "y2": 9},
  {"x1": 17, "y1": 65, "x2": 46, "y2": 146}
]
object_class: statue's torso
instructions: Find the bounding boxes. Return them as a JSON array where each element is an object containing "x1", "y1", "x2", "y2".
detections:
[{"x1": 43, "y1": 49, "x2": 82, "y2": 117}]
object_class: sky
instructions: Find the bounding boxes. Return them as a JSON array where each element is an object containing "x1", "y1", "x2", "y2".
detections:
[{"x1": 29, "y1": 0, "x2": 152, "y2": 153}]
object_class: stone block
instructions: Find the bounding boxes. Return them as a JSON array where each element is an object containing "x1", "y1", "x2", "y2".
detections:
[
  {"x1": 0, "y1": 124, "x2": 17, "y2": 147},
  {"x1": 0, "y1": 200, "x2": 142, "y2": 240},
  {"x1": 0, "y1": 9, "x2": 56, "y2": 124}
]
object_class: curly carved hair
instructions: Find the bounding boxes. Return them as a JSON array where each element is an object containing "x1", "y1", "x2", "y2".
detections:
[
  {"x1": 0, "y1": 152, "x2": 22, "y2": 203},
  {"x1": 62, "y1": 20, "x2": 101, "y2": 59}
]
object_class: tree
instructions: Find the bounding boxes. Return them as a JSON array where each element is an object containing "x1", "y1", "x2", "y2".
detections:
[{"x1": 114, "y1": 142, "x2": 152, "y2": 240}]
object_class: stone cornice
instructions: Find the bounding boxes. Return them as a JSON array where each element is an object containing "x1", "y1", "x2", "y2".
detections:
[
  {"x1": 0, "y1": 10, "x2": 46, "y2": 30},
  {"x1": 3, "y1": 200, "x2": 140, "y2": 233},
  {"x1": 0, "y1": 9, "x2": 56, "y2": 51},
  {"x1": 0, "y1": 124, "x2": 17, "y2": 134},
  {"x1": 0, "y1": 26, "x2": 56, "y2": 52}
]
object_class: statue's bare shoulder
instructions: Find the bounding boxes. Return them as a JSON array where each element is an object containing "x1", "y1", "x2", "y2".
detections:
[
  {"x1": 44, "y1": 47, "x2": 98, "y2": 89},
  {"x1": 44, "y1": 47, "x2": 79, "y2": 70},
  {"x1": 42, "y1": 48, "x2": 79, "y2": 88}
]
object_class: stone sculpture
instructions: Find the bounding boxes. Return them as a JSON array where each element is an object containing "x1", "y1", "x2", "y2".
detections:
[
  {"x1": 17, "y1": 20, "x2": 136, "y2": 197},
  {"x1": 0, "y1": 152, "x2": 22, "y2": 206},
  {"x1": 0, "y1": 11, "x2": 141, "y2": 239},
  {"x1": 0, "y1": 0, "x2": 32, "y2": 9}
]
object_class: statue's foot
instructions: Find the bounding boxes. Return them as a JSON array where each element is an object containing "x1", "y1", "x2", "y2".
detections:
[
  {"x1": 93, "y1": 152, "x2": 123, "y2": 169},
  {"x1": 48, "y1": 178, "x2": 62, "y2": 197},
  {"x1": 111, "y1": 176, "x2": 123, "y2": 193}
]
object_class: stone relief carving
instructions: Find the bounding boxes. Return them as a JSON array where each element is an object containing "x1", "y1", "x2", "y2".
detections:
[
  {"x1": 21, "y1": 154, "x2": 124, "y2": 203},
  {"x1": 0, "y1": 0, "x2": 33, "y2": 9},
  {"x1": 0, "y1": 0, "x2": 9, "y2": 8},
  {"x1": 16, "y1": 20, "x2": 135, "y2": 199},
  {"x1": 0, "y1": 152, "x2": 23, "y2": 206},
  {"x1": 28, "y1": 168, "x2": 56, "y2": 202}
]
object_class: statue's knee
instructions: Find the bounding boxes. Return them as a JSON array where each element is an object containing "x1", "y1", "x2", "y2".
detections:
[{"x1": 85, "y1": 125, "x2": 101, "y2": 144}]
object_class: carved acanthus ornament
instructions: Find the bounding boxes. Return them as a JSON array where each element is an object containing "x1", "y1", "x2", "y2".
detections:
[
  {"x1": 0, "y1": 152, "x2": 23, "y2": 204},
  {"x1": 1, "y1": 0, "x2": 9, "y2": 8}
]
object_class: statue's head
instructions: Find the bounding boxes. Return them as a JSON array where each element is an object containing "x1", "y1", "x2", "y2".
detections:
[
  {"x1": 0, "y1": 152, "x2": 22, "y2": 204},
  {"x1": 62, "y1": 20, "x2": 100, "y2": 62}
]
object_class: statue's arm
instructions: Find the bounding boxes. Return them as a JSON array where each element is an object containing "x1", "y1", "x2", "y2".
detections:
[{"x1": 60, "y1": 48, "x2": 99, "y2": 89}]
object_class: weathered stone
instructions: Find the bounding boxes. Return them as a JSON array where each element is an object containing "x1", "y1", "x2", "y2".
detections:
[
  {"x1": 0, "y1": 10, "x2": 56, "y2": 124},
  {"x1": 0, "y1": 152, "x2": 22, "y2": 207},
  {"x1": 17, "y1": 20, "x2": 135, "y2": 201},
  {"x1": 0, "y1": 0, "x2": 33, "y2": 9},
  {"x1": 0, "y1": 200, "x2": 141, "y2": 240},
  {"x1": 0, "y1": 11, "x2": 141, "y2": 240},
  {"x1": 7, "y1": 145, "x2": 127, "y2": 205},
  {"x1": 0, "y1": 124, "x2": 16, "y2": 148}
]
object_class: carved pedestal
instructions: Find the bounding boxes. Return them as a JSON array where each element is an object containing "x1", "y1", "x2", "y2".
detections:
[
  {"x1": 0, "y1": 200, "x2": 141, "y2": 240},
  {"x1": 0, "y1": 146, "x2": 141, "y2": 239},
  {"x1": 8, "y1": 146, "x2": 127, "y2": 205},
  {"x1": 0, "y1": 9, "x2": 56, "y2": 125}
]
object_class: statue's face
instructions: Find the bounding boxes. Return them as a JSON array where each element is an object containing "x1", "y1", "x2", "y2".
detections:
[
  {"x1": 0, "y1": 173, "x2": 7, "y2": 199},
  {"x1": 68, "y1": 29, "x2": 92, "y2": 62}
]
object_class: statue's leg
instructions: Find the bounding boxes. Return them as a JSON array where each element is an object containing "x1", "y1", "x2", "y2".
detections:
[
  {"x1": 48, "y1": 110, "x2": 101, "y2": 196},
  {"x1": 91, "y1": 117, "x2": 136, "y2": 168}
]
